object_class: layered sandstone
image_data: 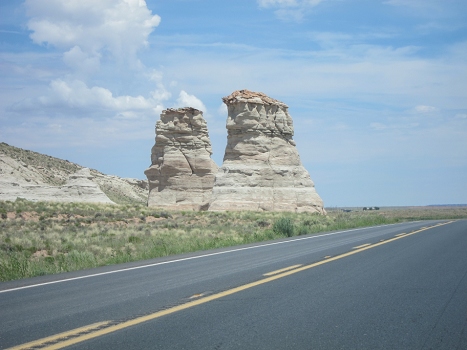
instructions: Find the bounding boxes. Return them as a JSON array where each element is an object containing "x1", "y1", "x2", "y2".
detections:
[
  {"x1": 144, "y1": 107, "x2": 218, "y2": 210},
  {"x1": 0, "y1": 143, "x2": 148, "y2": 204},
  {"x1": 0, "y1": 155, "x2": 114, "y2": 203},
  {"x1": 209, "y1": 90, "x2": 325, "y2": 213}
]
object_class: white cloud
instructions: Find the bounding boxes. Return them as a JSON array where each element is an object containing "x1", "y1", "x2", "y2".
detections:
[
  {"x1": 12, "y1": 79, "x2": 168, "y2": 120},
  {"x1": 414, "y1": 105, "x2": 439, "y2": 113},
  {"x1": 305, "y1": 31, "x2": 399, "y2": 49},
  {"x1": 48, "y1": 79, "x2": 154, "y2": 110},
  {"x1": 258, "y1": 0, "x2": 322, "y2": 7},
  {"x1": 149, "y1": 70, "x2": 172, "y2": 102},
  {"x1": 17, "y1": 1, "x2": 168, "y2": 121},
  {"x1": 157, "y1": 39, "x2": 467, "y2": 112},
  {"x1": 257, "y1": 0, "x2": 324, "y2": 21},
  {"x1": 63, "y1": 46, "x2": 100, "y2": 73},
  {"x1": 151, "y1": 85, "x2": 171, "y2": 102},
  {"x1": 274, "y1": 9, "x2": 305, "y2": 22},
  {"x1": 258, "y1": 0, "x2": 299, "y2": 7},
  {"x1": 217, "y1": 103, "x2": 228, "y2": 116},
  {"x1": 370, "y1": 122, "x2": 388, "y2": 131},
  {"x1": 176, "y1": 90, "x2": 207, "y2": 113},
  {"x1": 25, "y1": 0, "x2": 161, "y2": 66},
  {"x1": 0, "y1": 114, "x2": 156, "y2": 150},
  {"x1": 369, "y1": 121, "x2": 420, "y2": 131}
]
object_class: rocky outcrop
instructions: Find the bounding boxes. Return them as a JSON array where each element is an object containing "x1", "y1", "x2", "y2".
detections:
[
  {"x1": 144, "y1": 107, "x2": 218, "y2": 210},
  {"x1": 0, "y1": 143, "x2": 148, "y2": 204},
  {"x1": 60, "y1": 168, "x2": 115, "y2": 203},
  {"x1": 0, "y1": 155, "x2": 114, "y2": 203},
  {"x1": 209, "y1": 89, "x2": 325, "y2": 214}
]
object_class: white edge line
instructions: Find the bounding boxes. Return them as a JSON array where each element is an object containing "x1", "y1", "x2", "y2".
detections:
[{"x1": 0, "y1": 222, "x2": 404, "y2": 294}]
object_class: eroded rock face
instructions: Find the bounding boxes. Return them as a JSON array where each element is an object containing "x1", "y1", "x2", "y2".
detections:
[
  {"x1": 209, "y1": 90, "x2": 325, "y2": 214},
  {"x1": 0, "y1": 157, "x2": 114, "y2": 204},
  {"x1": 144, "y1": 107, "x2": 218, "y2": 210},
  {"x1": 0, "y1": 143, "x2": 148, "y2": 204}
]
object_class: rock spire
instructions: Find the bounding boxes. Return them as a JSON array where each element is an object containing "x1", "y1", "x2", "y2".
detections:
[
  {"x1": 144, "y1": 107, "x2": 218, "y2": 210},
  {"x1": 208, "y1": 89, "x2": 325, "y2": 213}
]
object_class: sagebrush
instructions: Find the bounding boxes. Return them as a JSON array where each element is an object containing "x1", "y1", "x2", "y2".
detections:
[{"x1": 1, "y1": 199, "x2": 466, "y2": 282}]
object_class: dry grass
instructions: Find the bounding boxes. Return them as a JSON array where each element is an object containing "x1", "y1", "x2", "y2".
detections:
[{"x1": 1, "y1": 199, "x2": 466, "y2": 282}]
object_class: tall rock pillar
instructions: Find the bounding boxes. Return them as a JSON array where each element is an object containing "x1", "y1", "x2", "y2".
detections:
[
  {"x1": 144, "y1": 107, "x2": 218, "y2": 210},
  {"x1": 209, "y1": 90, "x2": 325, "y2": 214}
]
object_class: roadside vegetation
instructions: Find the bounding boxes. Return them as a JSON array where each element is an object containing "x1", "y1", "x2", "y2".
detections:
[{"x1": 1, "y1": 199, "x2": 466, "y2": 282}]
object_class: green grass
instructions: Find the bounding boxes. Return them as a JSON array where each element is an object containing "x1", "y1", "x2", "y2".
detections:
[{"x1": 1, "y1": 199, "x2": 466, "y2": 282}]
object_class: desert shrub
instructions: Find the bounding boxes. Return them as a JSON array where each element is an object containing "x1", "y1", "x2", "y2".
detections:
[
  {"x1": 273, "y1": 217, "x2": 295, "y2": 237},
  {"x1": 0, "y1": 253, "x2": 31, "y2": 281},
  {"x1": 128, "y1": 235, "x2": 142, "y2": 244},
  {"x1": 296, "y1": 224, "x2": 310, "y2": 236},
  {"x1": 2, "y1": 200, "x2": 466, "y2": 282},
  {"x1": 302, "y1": 216, "x2": 323, "y2": 227}
]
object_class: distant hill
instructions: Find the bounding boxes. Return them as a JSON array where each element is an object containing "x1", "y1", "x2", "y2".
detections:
[{"x1": 0, "y1": 142, "x2": 148, "y2": 205}]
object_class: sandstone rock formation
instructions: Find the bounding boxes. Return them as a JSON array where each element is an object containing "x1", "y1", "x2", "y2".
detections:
[
  {"x1": 0, "y1": 143, "x2": 148, "y2": 204},
  {"x1": 144, "y1": 107, "x2": 218, "y2": 210},
  {"x1": 60, "y1": 168, "x2": 115, "y2": 203},
  {"x1": 209, "y1": 89, "x2": 325, "y2": 214},
  {"x1": 0, "y1": 155, "x2": 114, "y2": 203}
]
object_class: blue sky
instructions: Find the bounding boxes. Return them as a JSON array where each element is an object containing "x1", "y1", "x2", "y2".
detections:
[{"x1": 1, "y1": 0, "x2": 466, "y2": 207}]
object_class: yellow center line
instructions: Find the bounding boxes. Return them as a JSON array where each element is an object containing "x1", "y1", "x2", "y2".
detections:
[
  {"x1": 353, "y1": 243, "x2": 372, "y2": 249},
  {"x1": 263, "y1": 264, "x2": 303, "y2": 276},
  {"x1": 395, "y1": 233, "x2": 406, "y2": 237},
  {"x1": 10, "y1": 221, "x2": 455, "y2": 350},
  {"x1": 7, "y1": 321, "x2": 111, "y2": 350}
]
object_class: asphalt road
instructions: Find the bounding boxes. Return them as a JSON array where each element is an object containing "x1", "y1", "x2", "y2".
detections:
[{"x1": 1, "y1": 220, "x2": 466, "y2": 349}]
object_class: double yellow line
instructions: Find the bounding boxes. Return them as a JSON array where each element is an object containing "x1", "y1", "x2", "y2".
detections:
[{"x1": 9, "y1": 221, "x2": 454, "y2": 350}]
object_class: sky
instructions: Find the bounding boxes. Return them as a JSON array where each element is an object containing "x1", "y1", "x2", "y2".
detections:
[{"x1": 1, "y1": 0, "x2": 466, "y2": 207}]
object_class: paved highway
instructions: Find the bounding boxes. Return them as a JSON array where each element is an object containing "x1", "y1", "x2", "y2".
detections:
[{"x1": 1, "y1": 220, "x2": 466, "y2": 349}]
